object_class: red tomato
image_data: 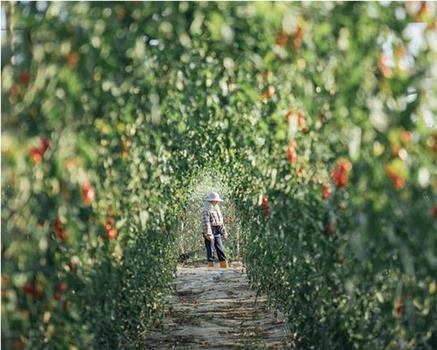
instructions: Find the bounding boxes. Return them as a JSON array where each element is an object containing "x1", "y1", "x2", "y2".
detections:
[
  {"x1": 261, "y1": 195, "x2": 270, "y2": 216},
  {"x1": 275, "y1": 30, "x2": 288, "y2": 47},
  {"x1": 82, "y1": 181, "x2": 95, "y2": 206},
  {"x1": 297, "y1": 112, "x2": 305, "y2": 128},
  {"x1": 106, "y1": 228, "x2": 117, "y2": 240},
  {"x1": 385, "y1": 165, "x2": 405, "y2": 190},
  {"x1": 392, "y1": 175, "x2": 405, "y2": 190},
  {"x1": 105, "y1": 217, "x2": 113, "y2": 231},
  {"x1": 287, "y1": 140, "x2": 298, "y2": 164},
  {"x1": 393, "y1": 299, "x2": 403, "y2": 318},
  {"x1": 322, "y1": 184, "x2": 332, "y2": 200},
  {"x1": 330, "y1": 158, "x2": 352, "y2": 188},
  {"x1": 19, "y1": 71, "x2": 31, "y2": 85},
  {"x1": 331, "y1": 168, "x2": 346, "y2": 188},
  {"x1": 338, "y1": 159, "x2": 352, "y2": 172},
  {"x1": 30, "y1": 147, "x2": 43, "y2": 164},
  {"x1": 401, "y1": 131, "x2": 412, "y2": 144},
  {"x1": 29, "y1": 137, "x2": 50, "y2": 164},
  {"x1": 334, "y1": 170, "x2": 347, "y2": 188},
  {"x1": 105, "y1": 217, "x2": 118, "y2": 239},
  {"x1": 67, "y1": 52, "x2": 80, "y2": 67}
]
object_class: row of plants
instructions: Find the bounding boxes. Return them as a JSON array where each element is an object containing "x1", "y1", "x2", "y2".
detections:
[{"x1": 230, "y1": 2, "x2": 437, "y2": 349}]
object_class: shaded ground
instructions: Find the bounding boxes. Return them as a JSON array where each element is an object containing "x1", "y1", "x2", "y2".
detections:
[{"x1": 145, "y1": 262, "x2": 293, "y2": 349}]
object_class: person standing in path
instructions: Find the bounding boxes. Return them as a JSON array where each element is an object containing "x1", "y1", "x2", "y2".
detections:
[{"x1": 201, "y1": 192, "x2": 229, "y2": 268}]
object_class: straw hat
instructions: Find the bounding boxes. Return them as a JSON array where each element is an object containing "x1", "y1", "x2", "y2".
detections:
[{"x1": 206, "y1": 192, "x2": 223, "y2": 202}]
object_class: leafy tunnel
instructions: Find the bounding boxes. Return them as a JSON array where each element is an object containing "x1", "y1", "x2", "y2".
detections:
[{"x1": 2, "y1": 2, "x2": 436, "y2": 350}]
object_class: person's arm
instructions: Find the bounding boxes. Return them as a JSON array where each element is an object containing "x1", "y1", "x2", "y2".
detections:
[
  {"x1": 220, "y1": 208, "x2": 229, "y2": 239},
  {"x1": 222, "y1": 223, "x2": 228, "y2": 239},
  {"x1": 201, "y1": 209, "x2": 212, "y2": 240},
  {"x1": 221, "y1": 223, "x2": 226, "y2": 233}
]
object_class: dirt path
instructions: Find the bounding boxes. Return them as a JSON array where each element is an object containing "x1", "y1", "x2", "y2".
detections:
[{"x1": 145, "y1": 262, "x2": 292, "y2": 349}]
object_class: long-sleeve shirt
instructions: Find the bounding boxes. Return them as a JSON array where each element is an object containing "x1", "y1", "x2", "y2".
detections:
[{"x1": 201, "y1": 204, "x2": 227, "y2": 237}]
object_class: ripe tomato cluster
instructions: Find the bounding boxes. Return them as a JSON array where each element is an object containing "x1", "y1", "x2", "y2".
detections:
[
  {"x1": 330, "y1": 159, "x2": 352, "y2": 189},
  {"x1": 81, "y1": 181, "x2": 95, "y2": 206},
  {"x1": 285, "y1": 110, "x2": 307, "y2": 166},
  {"x1": 287, "y1": 140, "x2": 298, "y2": 164},
  {"x1": 105, "y1": 217, "x2": 117, "y2": 240},
  {"x1": 30, "y1": 136, "x2": 50, "y2": 164},
  {"x1": 274, "y1": 17, "x2": 304, "y2": 50},
  {"x1": 322, "y1": 183, "x2": 332, "y2": 200},
  {"x1": 261, "y1": 195, "x2": 270, "y2": 216}
]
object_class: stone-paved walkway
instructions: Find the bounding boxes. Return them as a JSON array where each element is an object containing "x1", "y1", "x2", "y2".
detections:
[{"x1": 145, "y1": 262, "x2": 292, "y2": 349}]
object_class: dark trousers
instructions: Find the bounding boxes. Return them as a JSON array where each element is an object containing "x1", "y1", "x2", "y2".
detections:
[{"x1": 204, "y1": 227, "x2": 227, "y2": 262}]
